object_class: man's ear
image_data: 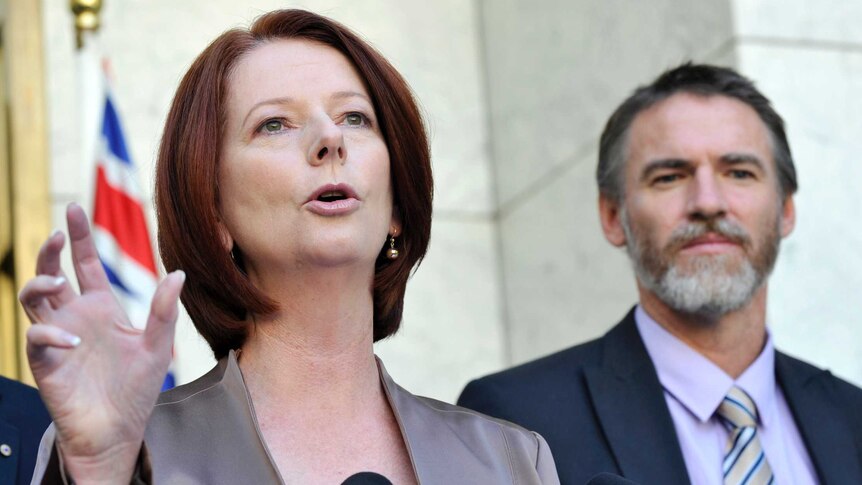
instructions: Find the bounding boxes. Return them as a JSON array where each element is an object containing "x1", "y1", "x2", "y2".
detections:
[
  {"x1": 599, "y1": 195, "x2": 627, "y2": 247},
  {"x1": 780, "y1": 194, "x2": 796, "y2": 238}
]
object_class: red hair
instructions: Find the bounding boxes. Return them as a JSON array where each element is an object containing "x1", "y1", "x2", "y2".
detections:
[{"x1": 155, "y1": 9, "x2": 432, "y2": 359}]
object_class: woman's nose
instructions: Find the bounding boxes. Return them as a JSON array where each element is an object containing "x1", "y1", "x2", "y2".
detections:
[{"x1": 307, "y1": 117, "x2": 346, "y2": 166}]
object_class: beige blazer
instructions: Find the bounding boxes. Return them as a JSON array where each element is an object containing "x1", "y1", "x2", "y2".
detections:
[{"x1": 33, "y1": 351, "x2": 559, "y2": 484}]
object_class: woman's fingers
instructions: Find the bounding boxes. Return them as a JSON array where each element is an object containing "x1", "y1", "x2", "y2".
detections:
[
  {"x1": 36, "y1": 230, "x2": 66, "y2": 275},
  {"x1": 26, "y1": 324, "x2": 82, "y2": 366},
  {"x1": 143, "y1": 270, "x2": 185, "y2": 354},
  {"x1": 26, "y1": 324, "x2": 82, "y2": 384},
  {"x1": 26, "y1": 324, "x2": 82, "y2": 349},
  {"x1": 34, "y1": 232, "x2": 76, "y2": 306},
  {"x1": 18, "y1": 275, "x2": 70, "y2": 323},
  {"x1": 66, "y1": 203, "x2": 112, "y2": 294}
]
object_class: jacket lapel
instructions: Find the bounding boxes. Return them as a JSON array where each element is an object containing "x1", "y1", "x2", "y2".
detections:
[
  {"x1": 583, "y1": 310, "x2": 690, "y2": 485},
  {"x1": 0, "y1": 383, "x2": 21, "y2": 484},
  {"x1": 776, "y1": 352, "x2": 862, "y2": 484},
  {"x1": 148, "y1": 351, "x2": 285, "y2": 484},
  {"x1": 376, "y1": 359, "x2": 434, "y2": 484},
  {"x1": 0, "y1": 420, "x2": 21, "y2": 484},
  {"x1": 378, "y1": 359, "x2": 538, "y2": 485}
]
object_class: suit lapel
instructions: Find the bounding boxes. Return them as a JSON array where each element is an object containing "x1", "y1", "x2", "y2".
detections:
[
  {"x1": 377, "y1": 358, "x2": 436, "y2": 485},
  {"x1": 0, "y1": 420, "x2": 21, "y2": 484},
  {"x1": 0, "y1": 384, "x2": 20, "y2": 484},
  {"x1": 378, "y1": 358, "x2": 553, "y2": 485},
  {"x1": 776, "y1": 352, "x2": 862, "y2": 484},
  {"x1": 584, "y1": 311, "x2": 690, "y2": 485}
]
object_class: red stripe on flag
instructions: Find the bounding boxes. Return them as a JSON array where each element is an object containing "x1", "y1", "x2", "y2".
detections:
[{"x1": 93, "y1": 165, "x2": 157, "y2": 275}]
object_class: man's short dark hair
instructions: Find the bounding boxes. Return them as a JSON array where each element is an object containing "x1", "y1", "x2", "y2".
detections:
[{"x1": 597, "y1": 62, "x2": 798, "y2": 202}]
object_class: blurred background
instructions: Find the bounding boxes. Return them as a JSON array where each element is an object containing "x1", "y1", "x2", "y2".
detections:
[{"x1": 1, "y1": 0, "x2": 860, "y2": 402}]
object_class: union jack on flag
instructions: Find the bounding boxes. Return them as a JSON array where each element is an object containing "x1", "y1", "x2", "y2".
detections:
[{"x1": 91, "y1": 89, "x2": 176, "y2": 390}]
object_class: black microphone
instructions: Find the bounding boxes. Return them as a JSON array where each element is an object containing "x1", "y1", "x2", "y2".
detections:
[
  {"x1": 340, "y1": 471, "x2": 394, "y2": 485},
  {"x1": 585, "y1": 472, "x2": 640, "y2": 485}
]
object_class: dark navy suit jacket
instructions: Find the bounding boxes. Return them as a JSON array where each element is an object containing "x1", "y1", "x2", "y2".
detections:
[
  {"x1": 458, "y1": 308, "x2": 862, "y2": 485},
  {"x1": 0, "y1": 376, "x2": 51, "y2": 485}
]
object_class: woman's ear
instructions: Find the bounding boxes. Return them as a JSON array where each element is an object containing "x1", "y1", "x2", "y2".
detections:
[
  {"x1": 390, "y1": 206, "x2": 402, "y2": 237},
  {"x1": 217, "y1": 219, "x2": 234, "y2": 253}
]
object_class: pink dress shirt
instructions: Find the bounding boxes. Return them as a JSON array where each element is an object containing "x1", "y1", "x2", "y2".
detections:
[{"x1": 635, "y1": 306, "x2": 819, "y2": 485}]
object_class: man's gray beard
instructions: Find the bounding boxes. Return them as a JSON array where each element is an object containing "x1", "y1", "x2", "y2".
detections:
[{"x1": 621, "y1": 209, "x2": 779, "y2": 319}]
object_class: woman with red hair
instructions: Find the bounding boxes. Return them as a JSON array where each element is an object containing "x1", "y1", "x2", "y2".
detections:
[{"x1": 21, "y1": 9, "x2": 558, "y2": 484}]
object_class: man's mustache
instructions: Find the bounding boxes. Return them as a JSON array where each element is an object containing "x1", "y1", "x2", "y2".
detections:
[{"x1": 665, "y1": 218, "x2": 751, "y2": 254}]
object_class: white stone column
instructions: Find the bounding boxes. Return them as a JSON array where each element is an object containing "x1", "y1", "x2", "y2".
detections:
[{"x1": 732, "y1": 0, "x2": 862, "y2": 385}]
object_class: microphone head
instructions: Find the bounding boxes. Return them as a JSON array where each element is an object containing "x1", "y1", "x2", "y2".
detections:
[
  {"x1": 585, "y1": 472, "x2": 640, "y2": 485},
  {"x1": 340, "y1": 471, "x2": 394, "y2": 485}
]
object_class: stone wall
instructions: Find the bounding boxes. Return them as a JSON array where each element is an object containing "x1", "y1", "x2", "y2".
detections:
[{"x1": 732, "y1": 0, "x2": 862, "y2": 385}]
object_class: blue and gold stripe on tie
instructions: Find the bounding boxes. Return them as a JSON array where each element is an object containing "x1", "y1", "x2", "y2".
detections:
[{"x1": 716, "y1": 386, "x2": 774, "y2": 485}]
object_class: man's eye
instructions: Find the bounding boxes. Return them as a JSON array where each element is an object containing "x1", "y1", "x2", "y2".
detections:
[
  {"x1": 729, "y1": 170, "x2": 755, "y2": 180},
  {"x1": 653, "y1": 173, "x2": 682, "y2": 185},
  {"x1": 345, "y1": 113, "x2": 366, "y2": 127},
  {"x1": 261, "y1": 120, "x2": 285, "y2": 133}
]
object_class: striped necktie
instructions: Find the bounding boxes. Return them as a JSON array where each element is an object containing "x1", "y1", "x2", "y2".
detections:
[{"x1": 716, "y1": 386, "x2": 774, "y2": 485}]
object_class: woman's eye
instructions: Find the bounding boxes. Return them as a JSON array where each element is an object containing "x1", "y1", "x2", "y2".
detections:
[
  {"x1": 261, "y1": 120, "x2": 285, "y2": 133},
  {"x1": 345, "y1": 113, "x2": 366, "y2": 127}
]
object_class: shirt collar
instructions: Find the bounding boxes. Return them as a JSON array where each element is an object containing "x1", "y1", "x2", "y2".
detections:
[
  {"x1": 634, "y1": 305, "x2": 777, "y2": 427},
  {"x1": 736, "y1": 330, "x2": 777, "y2": 427}
]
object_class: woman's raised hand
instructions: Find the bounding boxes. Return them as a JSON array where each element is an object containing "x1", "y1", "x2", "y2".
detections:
[{"x1": 18, "y1": 203, "x2": 185, "y2": 482}]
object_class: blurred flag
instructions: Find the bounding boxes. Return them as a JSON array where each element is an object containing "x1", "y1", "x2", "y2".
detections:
[{"x1": 91, "y1": 83, "x2": 176, "y2": 391}]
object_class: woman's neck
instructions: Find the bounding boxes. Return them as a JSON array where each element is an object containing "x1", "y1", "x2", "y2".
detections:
[
  {"x1": 237, "y1": 263, "x2": 381, "y2": 409},
  {"x1": 232, "y1": 262, "x2": 416, "y2": 485}
]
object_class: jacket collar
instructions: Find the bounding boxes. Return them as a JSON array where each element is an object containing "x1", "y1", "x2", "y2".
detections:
[
  {"x1": 210, "y1": 351, "x2": 429, "y2": 483},
  {"x1": 776, "y1": 352, "x2": 862, "y2": 484},
  {"x1": 584, "y1": 310, "x2": 862, "y2": 485},
  {"x1": 376, "y1": 358, "x2": 431, "y2": 484},
  {"x1": 583, "y1": 308, "x2": 691, "y2": 485}
]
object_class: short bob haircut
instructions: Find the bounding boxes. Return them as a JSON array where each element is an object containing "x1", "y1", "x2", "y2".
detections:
[
  {"x1": 155, "y1": 9, "x2": 433, "y2": 359},
  {"x1": 597, "y1": 62, "x2": 797, "y2": 203}
]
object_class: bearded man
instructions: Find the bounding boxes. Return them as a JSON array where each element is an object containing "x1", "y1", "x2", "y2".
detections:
[{"x1": 458, "y1": 63, "x2": 862, "y2": 485}]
